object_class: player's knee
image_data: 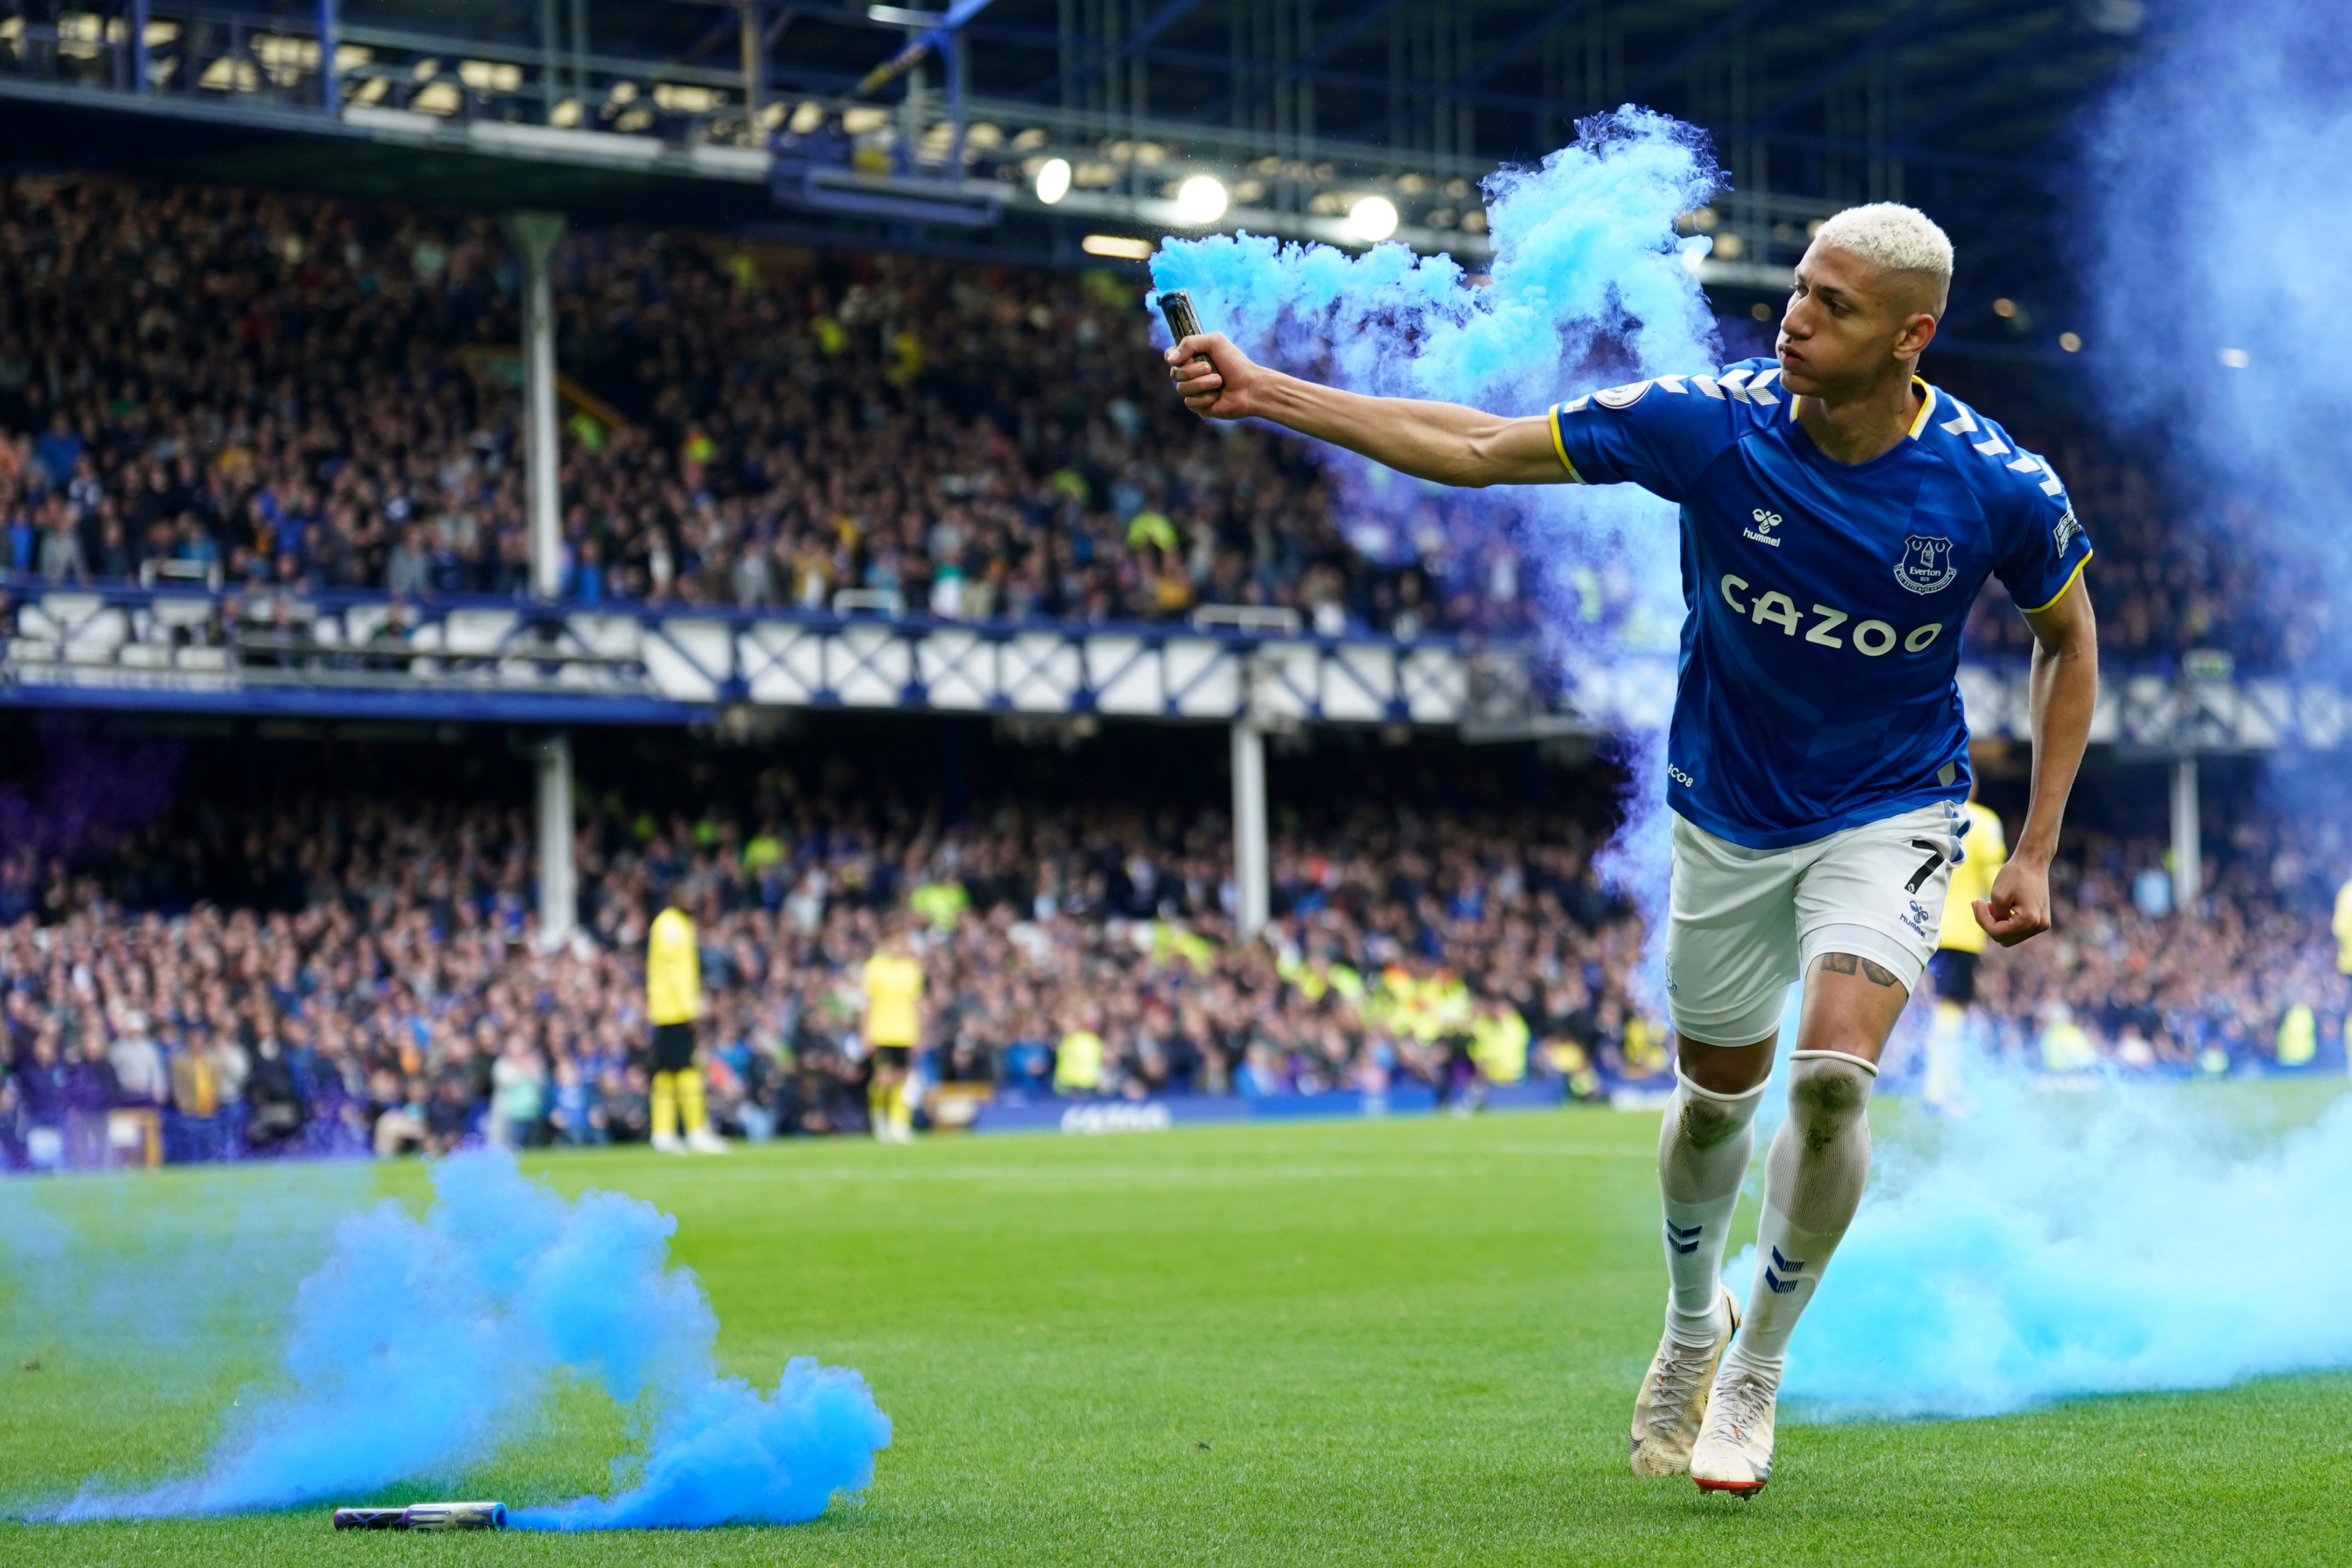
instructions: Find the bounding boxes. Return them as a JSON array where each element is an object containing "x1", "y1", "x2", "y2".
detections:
[
  {"x1": 1670, "y1": 1073, "x2": 1764, "y2": 1151},
  {"x1": 1786, "y1": 1054, "x2": 1873, "y2": 1136},
  {"x1": 1675, "y1": 1093, "x2": 1743, "y2": 1151}
]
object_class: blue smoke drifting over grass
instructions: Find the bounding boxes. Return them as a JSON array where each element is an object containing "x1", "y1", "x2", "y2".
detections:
[
  {"x1": 1149, "y1": 108, "x2": 1721, "y2": 967},
  {"x1": 2, "y1": 1163, "x2": 368, "y2": 1408},
  {"x1": 33, "y1": 1152, "x2": 887, "y2": 1527},
  {"x1": 1733, "y1": 1064, "x2": 2352, "y2": 1419}
]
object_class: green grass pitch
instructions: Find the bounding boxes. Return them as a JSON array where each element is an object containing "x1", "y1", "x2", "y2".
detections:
[{"x1": 6, "y1": 1104, "x2": 2352, "y2": 1565}]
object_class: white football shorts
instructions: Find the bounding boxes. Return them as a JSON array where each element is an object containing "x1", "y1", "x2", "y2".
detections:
[{"x1": 1664, "y1": 801, "x2": 1968, "y2": 1047}]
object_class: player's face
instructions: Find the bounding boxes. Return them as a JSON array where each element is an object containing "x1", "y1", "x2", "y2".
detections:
[{"x1": 1773, "y1": 243, "x2": 1930, "y2": 396}]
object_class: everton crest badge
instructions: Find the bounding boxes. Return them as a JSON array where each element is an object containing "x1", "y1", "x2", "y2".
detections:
[{"x1": 1895, "y1": 534, "x2": 1958, "y2": 595}]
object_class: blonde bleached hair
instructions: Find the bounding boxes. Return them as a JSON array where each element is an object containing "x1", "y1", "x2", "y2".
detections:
[{"x1": 1811, "y1": 203, "x2": 1953, "y2": 310}]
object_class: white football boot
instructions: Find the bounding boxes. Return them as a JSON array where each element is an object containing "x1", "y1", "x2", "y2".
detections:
[
  {"x1": 1689, "y1": 1356, "x2": 1779, "y2": 1497},
  {"x1": 650, "y1": 1130, "x2": 686, "y2": 1155},
  {"x1": 686, "y1": 1125, "x2": 731, "y2": 1155},
  {"x1": 1628, "y1": 1284, "x2": 1739, "y2": 1478}
]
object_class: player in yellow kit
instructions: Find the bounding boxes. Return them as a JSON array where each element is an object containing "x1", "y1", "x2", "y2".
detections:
[
  {"x1": 861, "y1": 923, "x2": 926, "y2": 1143},
  {"x1": 1923, "y1": 787, "x2": 2009, "y2": 1114},
  {"x1": 646, "y1": 888, "x2": 728, "y2": 1154}
]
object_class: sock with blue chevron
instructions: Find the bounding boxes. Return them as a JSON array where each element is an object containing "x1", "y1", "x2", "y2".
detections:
[
  {"x1": 1724, "y1": 1049, "x2": 1876, "y2": 1381},
  {"x1": 1659, "y1": 1069, "x2": 1768, "y2": 1348}
]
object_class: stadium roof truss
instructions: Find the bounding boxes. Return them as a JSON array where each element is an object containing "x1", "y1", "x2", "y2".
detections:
[{"x1": 0, "y1": 0, "x2": 2138, "y2": 335}]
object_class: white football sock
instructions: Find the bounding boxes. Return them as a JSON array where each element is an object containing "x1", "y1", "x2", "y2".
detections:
[
  {"x1": 1658, "y1": 1069, "x2": 1767, "y2": 1347},
  {"x1": 1726, "y1": 1050, "x2": 1876, "y2": 1380}
]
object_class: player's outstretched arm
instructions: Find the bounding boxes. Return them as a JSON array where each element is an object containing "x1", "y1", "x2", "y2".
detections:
[
  {"x1": 1165, "y1": 332, "x2": 1569, "y2": 488},
  {"x1": 1976, "y1": 577, "x2": 2098, "y2": 947}
]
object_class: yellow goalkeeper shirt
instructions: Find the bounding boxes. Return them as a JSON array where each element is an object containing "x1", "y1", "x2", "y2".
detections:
[
  {"x1": 646, "y1": 907, "x2": 702, "y2": 1024},
  {"x1": 862, "y1": 952, "x2": 925, "y2": 1048},
  {"x1": 1937, "y1": 800, "x2": 2008, "y2": 954}
]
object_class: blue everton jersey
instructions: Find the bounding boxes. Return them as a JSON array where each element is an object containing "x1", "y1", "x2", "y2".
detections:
[{"x1": 1551, "y1": 357, "x2": 2092, "y2": 850}]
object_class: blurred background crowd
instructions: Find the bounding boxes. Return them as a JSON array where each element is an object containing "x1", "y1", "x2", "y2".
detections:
[{"x1": 0, "y1": 726, "x2": 2344, "y2": 1171}]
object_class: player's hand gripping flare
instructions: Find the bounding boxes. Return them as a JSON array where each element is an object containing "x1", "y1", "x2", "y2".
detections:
[{"x1": 1167, "y1": 334, "x2": 1257, "y2": 420}]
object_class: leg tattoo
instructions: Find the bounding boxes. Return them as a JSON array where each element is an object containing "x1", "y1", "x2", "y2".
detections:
[{"x1": 1817, "y1": 951, "x2": 1899, "y2": 987}]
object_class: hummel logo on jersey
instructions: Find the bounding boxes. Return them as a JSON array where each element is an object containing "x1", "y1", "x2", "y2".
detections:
[
  {"x1": 1895, "y1": 534, "x2": 1959, "y2": 595},
  {"x1": 2053, "y1": 505, "x2": 2083, "y2": 555},
  {"x1": 1743, "y1": 508, "x2": 1783, "y2": 547}
]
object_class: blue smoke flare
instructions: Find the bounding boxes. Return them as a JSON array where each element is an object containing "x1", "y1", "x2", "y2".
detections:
[
  {"x1": 1149, "y1": 107, "x2": 1722, "y2": 973},
  {"x1": 31, "y1": 1152, "x2": 889, "y2": 1527}
]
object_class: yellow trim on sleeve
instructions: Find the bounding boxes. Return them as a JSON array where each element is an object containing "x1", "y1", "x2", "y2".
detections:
[
  {"x1": 2018, "y1": 551, "x2": 2091, "y2": 616},
  {"x1": 1547, "y1": 404, "x2": 1583, "y2": 482},
  {"x1": 1907, "y1": 378, "x2": 1936, "y2": 438}
]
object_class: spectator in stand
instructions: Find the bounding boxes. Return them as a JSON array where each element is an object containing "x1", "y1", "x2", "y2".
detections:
[
  {"x1": 16, "y1": 1028, "x2": 67, "y2": 1168},
  {"x1": 62, "y1": 1030, "x2": 118, "y2": 1169},
  {"x1": 244, "y1": 1029, "x2": 305, "y2": 1153},
  {"x1": 491, "y1": 1037, "x2": 546, "y2": 1149}
]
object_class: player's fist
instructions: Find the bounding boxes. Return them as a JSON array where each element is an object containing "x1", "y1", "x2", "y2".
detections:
[
  {"x1": 1972, "y1": 856, "x2": 2052, "y2": 947},
  {"x1": 1165, "y1": 332, "x2": 1256, "y2": 420}
]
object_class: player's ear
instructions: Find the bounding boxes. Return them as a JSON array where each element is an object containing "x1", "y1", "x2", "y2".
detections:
[{"x1": 1894, "y1": 310, "x2": 1937, "y2": 361}]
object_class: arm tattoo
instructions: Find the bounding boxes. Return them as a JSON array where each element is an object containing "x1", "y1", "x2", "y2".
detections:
[{"x1": 1818, "y1": 952, "x2": 1900, "y2": 987}]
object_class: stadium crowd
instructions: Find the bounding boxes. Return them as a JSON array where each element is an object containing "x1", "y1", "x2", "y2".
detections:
[
  {"x1": 0, "y1": 768, "x2": 1655, "y2": 1167},
  {"x1": 0, "y1": 747, "x2": 2344, "y2": 1170},
  {"x1": 0, "y1": 170, "x2": 2324, "y2": 662},
  {"x1": 0, "y1": 173, "x2": 1478, "y2": 638},
  {"x1": 1969, "y1": 810, "x2": 2352, "y2": 1075}
]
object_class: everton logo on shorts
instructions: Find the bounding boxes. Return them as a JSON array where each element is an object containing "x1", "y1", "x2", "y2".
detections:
[
  {"x1": 1895, "y1": 534, "x2": 1958, "y2": 595},
  {"x1": 1590, "y1": 380, "x2": 1651, "y2": 409}
]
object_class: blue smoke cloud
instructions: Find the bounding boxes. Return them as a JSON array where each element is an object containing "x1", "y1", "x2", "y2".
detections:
[
  {"x1": 1149, "y1": 108, "x2": 1722, "y2": 976},
  {"x1": 2084, "y1": 0, "x2": 2352, "y2": 661},
  {"x1": 28, "y1": 1152, "x2": 888, "y2": 1528},
  {"x1": 1733, "y1": 1059, "x2": 2352, "y2": 1419},
  {"x1": 2, "y1": 1163, "x2": 368, "y2": 1408}
]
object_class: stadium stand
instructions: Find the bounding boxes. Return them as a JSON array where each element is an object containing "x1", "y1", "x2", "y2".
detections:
[
  {"x1": 0, "y1": 172, "x2": 2313, "y2": 661},
  {"x1": 0, "y1": 174, "x2": 1471, "y2": 637},
  {"x1": 0, "y1": 175, "x2": 2337, "y2": 1170},
  {"x1": 0, "y1": 726, "x2": 2341, "y2": 1170}
]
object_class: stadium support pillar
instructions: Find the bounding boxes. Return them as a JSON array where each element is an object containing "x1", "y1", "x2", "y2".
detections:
[
  {"x1": 740, "y1": 0, "x2": 762, "y2": 127},
  {"x1": 316, "y1": 0, "x2": 339, "y2": 111},
  {"x1": 537, "y1": 730, "x2": 576, "y2": 947},
  {"x1": 503, "y1": 210, "x2": 567, "y2": 601},
  {"x1": 2171, "y1": 752, "x2": 2201, "y2": 910},
  {"x1": 1231, "y1": 720, "x2": 1269, "y2": 940}
]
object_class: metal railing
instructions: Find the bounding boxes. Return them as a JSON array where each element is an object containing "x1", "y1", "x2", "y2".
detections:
[{"x1": 0, "y1": 577, "x2": 1540, "y2": 730}]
